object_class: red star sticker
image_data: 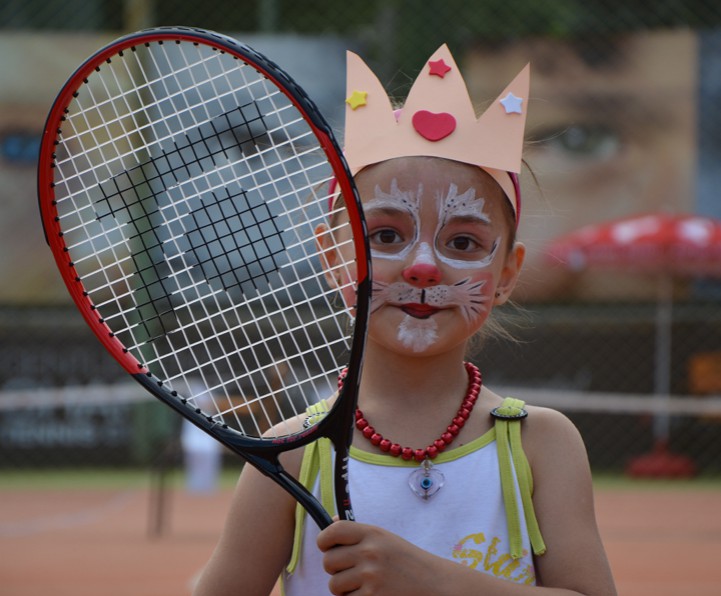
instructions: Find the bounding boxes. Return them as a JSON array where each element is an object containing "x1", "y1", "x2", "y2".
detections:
[{"x1": 428, "y1": 58, "x2": 451, "y2": 78}]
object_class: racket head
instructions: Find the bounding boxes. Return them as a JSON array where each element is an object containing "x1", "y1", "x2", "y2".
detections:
[{"x1": 38, "y1": 26, "x2": 370, "y2": 459}]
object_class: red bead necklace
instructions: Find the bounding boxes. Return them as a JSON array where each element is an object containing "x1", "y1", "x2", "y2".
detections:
[{"x1": 339, "y1": 362, "x2": 482, "y2": 462}]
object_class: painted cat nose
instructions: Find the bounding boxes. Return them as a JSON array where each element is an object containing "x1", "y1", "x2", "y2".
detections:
[{"x1": 402, "y1": 263, "x2": 441, "y2": 287}]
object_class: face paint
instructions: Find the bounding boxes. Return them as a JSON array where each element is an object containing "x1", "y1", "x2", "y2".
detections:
[
  {"x1": 365, "y1": 178, "x2": 502, "y2": 351},
  {"x1": 438, "y1": 183, "x2": 492, "y2": 225},
  {"x1": 435, "y1": 183, "x2": 501, "y2": 270},
  {"x1": 439, "y1": 237, "x2": 500, "y2": 270},
  {"x1": 372, "y1": 276, "x2": 491, "y2": 326},
  {"x1": 367, "y1": 180, "x2": 500, "y2": 269},
  {"x1": 365, "y1": 178, "x2": 422, "y2": 262},
  {"x1": 397, "y1": 316, "x2": 439, "y2": 352},
  {"x1": 413, "y1": 241, "x2": 436, "y2": 266}
]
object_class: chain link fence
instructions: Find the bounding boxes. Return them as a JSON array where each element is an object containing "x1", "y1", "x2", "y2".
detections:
[{"x1": 2, "y1": 0, "x2": 721, "y2": 476}]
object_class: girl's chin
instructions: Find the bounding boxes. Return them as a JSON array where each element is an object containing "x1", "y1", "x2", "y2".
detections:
[{"x1": 367, "y1": 312, "x2": 476, "y2": 357}]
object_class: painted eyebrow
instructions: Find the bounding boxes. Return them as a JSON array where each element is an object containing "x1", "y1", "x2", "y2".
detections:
[
  {"x1": 363, "y1": 198, "x2": 415, "y2": 215},
  {"x1": 443, "y1": 211, "x2": 492, "y2": 226}
]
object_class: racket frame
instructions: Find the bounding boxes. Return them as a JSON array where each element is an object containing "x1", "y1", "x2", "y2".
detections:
[{"x1": 38, "y1": 26, "x2": 370, "y2": 528}]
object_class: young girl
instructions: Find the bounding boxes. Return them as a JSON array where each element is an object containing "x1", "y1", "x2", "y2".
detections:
[{"x1": 193, "y1": 45, "x2": 617, "y2": 596}]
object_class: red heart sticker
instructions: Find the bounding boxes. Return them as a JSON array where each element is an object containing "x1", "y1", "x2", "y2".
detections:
[{"x1": 412, "y1": 110, "x2": 456, "y2": 141}]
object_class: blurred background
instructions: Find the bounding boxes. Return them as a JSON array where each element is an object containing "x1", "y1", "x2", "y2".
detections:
[{"x1": 2, "y1": 0, "x2": 721, "y2": 483}]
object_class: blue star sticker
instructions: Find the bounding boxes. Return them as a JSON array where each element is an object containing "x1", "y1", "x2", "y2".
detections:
[{"x1": 500, "y1": 92, "x2": 523, "y2": 114}]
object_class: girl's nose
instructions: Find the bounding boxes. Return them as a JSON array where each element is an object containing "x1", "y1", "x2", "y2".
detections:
[
  {"x1": 402, "y1": 242, "x2": 441, "y2": 287},
  {"x1": 402, "y1": 262, "x2": 441, "y2": 287}
]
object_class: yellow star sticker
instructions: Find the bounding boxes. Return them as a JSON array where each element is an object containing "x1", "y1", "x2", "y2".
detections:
[{"x1": 345, "y1": 90, "x2": 368, "y2": 110}]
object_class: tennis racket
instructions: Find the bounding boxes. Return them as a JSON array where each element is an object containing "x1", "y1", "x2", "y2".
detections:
[{"x1": 37, "y1": 26, "x2": 370, "y2": 529}]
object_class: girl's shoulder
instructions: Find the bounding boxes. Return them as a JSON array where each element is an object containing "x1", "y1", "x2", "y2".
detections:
[
  {"x1": 485, "y1": 390, "x2": 576, "y2": 435},
  {"x1": 523, "y1": 402, "x2": 577, "y2": 425},
  {"x1": 522, "y1": 402, "x2": 575, "y2": 426},
  {"x1": 517, "y1": 403, "x2": 589, "y2": 471},
  {"x1": 484, "y1": 390, "x2": 582, "y2": 448}
]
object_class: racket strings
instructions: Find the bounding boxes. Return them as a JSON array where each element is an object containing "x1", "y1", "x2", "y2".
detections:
[
  {"x1": 51, "y1": 37, "x2": 359, "y2": 439},
  {"x1": 56, "y1": 46, "x2": 287, "y2": 202}
]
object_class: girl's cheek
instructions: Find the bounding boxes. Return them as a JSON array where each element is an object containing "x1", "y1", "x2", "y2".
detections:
[
  {"x1": 476, "y1": 271, "x2": 496, "y2": 296},
  {"x1": 367, "y1": 253, "x2": 399, "y2": 283},
  {"x1": 341, "y1": 284, "x2": 357, "y2": 311},
  {"x1": 334, "y1": 263, "x2": 360, "y2": 312},
  {"x1": 460, "y1": 272, "x2": 496, "y2": 327}
]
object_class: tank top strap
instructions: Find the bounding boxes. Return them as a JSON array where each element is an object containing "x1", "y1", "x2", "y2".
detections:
[
  {"x1": 492, "y1": 397, "x2": 547, "y2": 559},
  {"x1": 286, "y1": 400, "x2": 335, "y2": 575}
]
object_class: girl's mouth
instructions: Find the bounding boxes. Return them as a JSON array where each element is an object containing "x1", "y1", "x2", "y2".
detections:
[{"x1": 400, "y1": 303, "x2": 440, "y2": 319}]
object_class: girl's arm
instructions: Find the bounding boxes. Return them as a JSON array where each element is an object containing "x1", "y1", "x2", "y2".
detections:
[
  {"x1": 317, "y1": 407, "x2": 617, "y2": 596},
  {"x1": 524, "y1": 406, "x2": 616, "y2": 593},
  {"x1": 192, "y1": 454, "x2": 299, "y2": 596}
]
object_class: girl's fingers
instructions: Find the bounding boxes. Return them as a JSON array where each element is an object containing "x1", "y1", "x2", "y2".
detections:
[
  {"x1": 321, "y1": 541, "x2": 357, "y2": 575},
  {"x1": 327, "y1": 567, "x2": 362, "y2": 596},
  {"x1": 317, "y1": 520, "x2": 362, "y2": 552}
]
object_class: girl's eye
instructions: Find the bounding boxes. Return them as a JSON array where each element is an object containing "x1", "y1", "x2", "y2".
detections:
[
  {"x1": 538, "y1": 124, "x2": 622, "y2": 161},
  {"x1": 447, "y1": 235, "x2": 480, "y2": 252},
  {"x1": 370, "y1": 229, "x2": 402, "y2": 245}
]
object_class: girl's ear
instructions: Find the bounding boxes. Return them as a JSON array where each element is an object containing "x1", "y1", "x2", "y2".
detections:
[
  {"x1": 494, "y1": 241, "x2": 525, "y2": 305},
  {"x1": 314, "y1": 223, "x2": 342, "y2": 289}
]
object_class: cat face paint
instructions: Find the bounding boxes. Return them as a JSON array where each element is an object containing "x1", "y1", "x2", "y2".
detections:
[
  {"x1": 363, "y1": 178, "x2": 422, "y2": 262},
  {"x1": 370, "y1": 276, "x2": 492, "y2": 352},
  {"x1": 365, "y1": 179, "x2": 500, "y2": 269},
  {"x1": 362, "y1": 174, "x2": 503, "y2": 352},
  {"x1": 371, "y1": 278, "x2": 490, "y2": 325},
  {"x1": 434, "y1": 183, "x2": 501, "y2": 269},
  {"x1": 397, "y1": 316, "x2": 439, "y2": 352}
]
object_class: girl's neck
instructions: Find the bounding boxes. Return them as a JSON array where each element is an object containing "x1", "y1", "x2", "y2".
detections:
[
  {"x1": 351, "y1": 343, "x2": 490, "y2": 453},
  {"x1": 358, "y1": 343, "x2": 470, "y2": 412}
]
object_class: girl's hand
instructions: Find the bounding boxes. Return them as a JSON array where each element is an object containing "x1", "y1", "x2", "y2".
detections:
[{"x1": 317, "y1": 520, "x2": 439, "y2": 596}]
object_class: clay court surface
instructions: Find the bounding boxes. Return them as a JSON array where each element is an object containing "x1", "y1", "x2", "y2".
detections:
[{"x1": 1, "y1": 475, "x2": 720, "y2": 595}]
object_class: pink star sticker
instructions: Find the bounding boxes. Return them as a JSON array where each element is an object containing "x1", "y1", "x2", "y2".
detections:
[{"x1": 428, "y1": 58, "x2": 451, "y2": 78}]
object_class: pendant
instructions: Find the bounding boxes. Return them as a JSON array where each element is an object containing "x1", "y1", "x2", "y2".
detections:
[{"x1": 408, "y1": 458, "x2": 445, "y2": 500}]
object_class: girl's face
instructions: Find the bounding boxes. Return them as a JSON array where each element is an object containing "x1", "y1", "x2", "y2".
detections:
[{"x1": 350, "y1": 157, "x2": 524, "y2": 356}]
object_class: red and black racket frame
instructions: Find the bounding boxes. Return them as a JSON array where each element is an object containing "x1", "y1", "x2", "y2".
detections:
[{"x1": 38, "y1": 27, "x2": 371, "y2": 529}]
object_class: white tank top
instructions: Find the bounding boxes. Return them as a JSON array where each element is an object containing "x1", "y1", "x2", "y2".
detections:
[{"x1": 282, "y1": 400, "x2": 544, "y2": 594}]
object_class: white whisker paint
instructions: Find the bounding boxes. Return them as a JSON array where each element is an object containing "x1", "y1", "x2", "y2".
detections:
[{"x1": 371, "y1": 277, "x2": 491, "y2": 326}]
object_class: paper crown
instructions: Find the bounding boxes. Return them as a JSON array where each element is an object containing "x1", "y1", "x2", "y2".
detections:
[{"x1": 343, "y1": 44, "x2": 530, "y2": 216}]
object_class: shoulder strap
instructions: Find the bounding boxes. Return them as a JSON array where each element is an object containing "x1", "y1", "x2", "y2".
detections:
[
  {"x1": 493, "y1": 397, "x2": 546, "y2": 559},
  {"x1": 286, "y1": 400, "x2": 336, "y2": 574}
]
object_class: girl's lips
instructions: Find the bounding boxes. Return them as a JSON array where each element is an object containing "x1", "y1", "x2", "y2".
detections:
[{"x1": 400, "y1": 303, "x2": 440, "y2": 319}]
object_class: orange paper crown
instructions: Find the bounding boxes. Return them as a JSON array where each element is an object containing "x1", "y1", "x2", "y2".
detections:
[{"x1": 344, "y1": 44, "x2": 529, "y2": 216}]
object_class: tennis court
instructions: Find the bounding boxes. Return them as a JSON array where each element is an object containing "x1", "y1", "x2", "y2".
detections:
[
  {"x1": 3, "y1": 3, "x2": 721, "y2": 595},
  {"x1": 1, "y1": 473, "x2": 719, "y2": 595}
]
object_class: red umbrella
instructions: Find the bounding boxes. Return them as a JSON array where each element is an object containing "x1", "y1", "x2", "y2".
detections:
[
  {"x1": 546, "y1": 212, "x2": 721, "y2": 277},
  {"x1": 545, "y1": 212, "x2": 721, "y2": 477}
]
